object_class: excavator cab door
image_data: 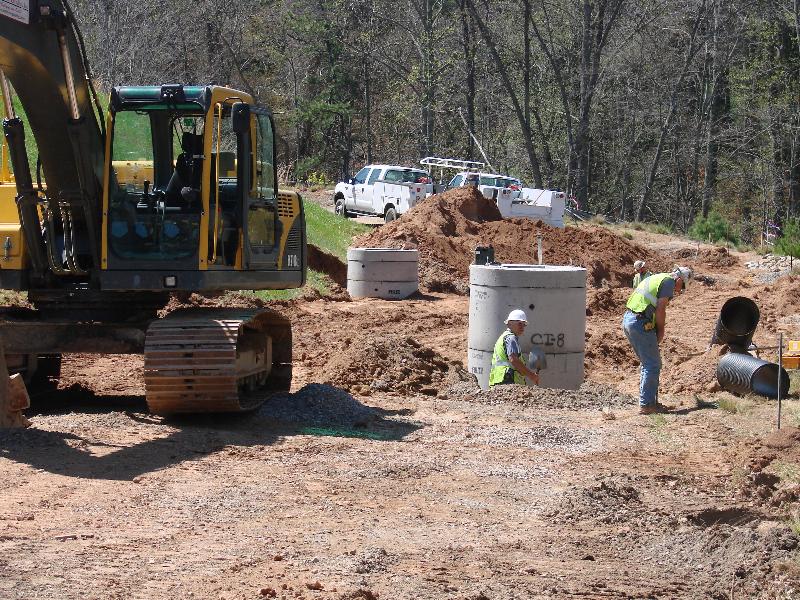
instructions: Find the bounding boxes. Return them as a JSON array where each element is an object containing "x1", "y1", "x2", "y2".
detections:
[{"x1": 231, "y1": 103, "x2": 280, "y2": 270}]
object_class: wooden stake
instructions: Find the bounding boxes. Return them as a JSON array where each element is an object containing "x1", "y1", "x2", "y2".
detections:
[{"x1": 0, "y1": 339, "x2": 29, "y2": 428}]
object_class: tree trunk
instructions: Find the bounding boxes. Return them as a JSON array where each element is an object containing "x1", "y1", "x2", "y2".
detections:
[
  {"x1": 465, "y1": 0, "x2": 543, "y2": 186},
  {"x1": 636, "y1": 1, "x2": 706, "y2": 221}
]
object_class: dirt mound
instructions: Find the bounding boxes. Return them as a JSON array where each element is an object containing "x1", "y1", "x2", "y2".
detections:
[
  {"x1": 753, "y1": 275, "x2": 800, "y2": 318},
  {"x1": 670, "y1": 246, "x2": 738, "y2": 268},
  {"x1": 643, "y1": 520, "x2": 799, "y2": 598},
  {"x1": 738, "y1": 427, "x2": 800, "y2": 506},
  {"x1": 319, "y1": 334, "x2": 471, "y2": 396},
  {"x1": 158, "y1": 291, "x2": 268, "y2": 316},
  {"x1": 354, "y1": 187, "x2": 668, "y2": 293},
  {"x1": 586, "y1": 287, "x2": 628, "y2": 317}
]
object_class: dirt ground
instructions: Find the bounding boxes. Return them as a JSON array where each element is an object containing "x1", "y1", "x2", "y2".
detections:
[{"x1": 1, "y1": 189, "x2": 800, "y2": 599}]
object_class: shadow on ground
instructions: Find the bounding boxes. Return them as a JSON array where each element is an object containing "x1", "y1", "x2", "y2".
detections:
[{"x1": 0, "y1": 384, "x2": 420, "y2": 481}]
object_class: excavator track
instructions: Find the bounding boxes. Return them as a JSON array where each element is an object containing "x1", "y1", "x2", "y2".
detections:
[{"x1": 143, "y1": 308, "x2": 292, "y2": 415}]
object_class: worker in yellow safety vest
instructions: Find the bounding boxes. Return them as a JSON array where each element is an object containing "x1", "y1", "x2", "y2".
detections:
[
  {"x1": 622, "y1": 266, "x2": 692, "y2": 414},
  {"x1": 489, "y1": 309, "x2": 541, "y2": 386},
  {"x1": 632, "y1": 260, "x2": 652, "y2": 288}
]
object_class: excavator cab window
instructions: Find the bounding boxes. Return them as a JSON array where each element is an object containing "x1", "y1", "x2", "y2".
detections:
[
  {"x1": 247, "y1": 112, "x2": 278, "y2": 260},
  {"x1": 107, "y1": 108, "x2": 201, "y2": 263}
]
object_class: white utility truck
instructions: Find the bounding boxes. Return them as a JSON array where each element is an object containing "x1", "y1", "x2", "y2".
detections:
[
  {"x1": 420, "y1": 156, "x2": 566, "y2": 228},
  {"x1": 334, "y1": 164, "x2": 432, "y2": 223}
]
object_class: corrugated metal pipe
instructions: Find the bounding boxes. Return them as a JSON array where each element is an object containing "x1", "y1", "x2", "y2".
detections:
[
  {"x1": 716, "y1": 352, "x2": 790, "y2": 399},
  {"x1": 712, "y1": 297, "x2": 760, "y2": 351}
]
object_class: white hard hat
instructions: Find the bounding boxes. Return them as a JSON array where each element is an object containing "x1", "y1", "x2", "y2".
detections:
[
  {"x1": 505, "y1": 309, "x2": 528, "y2": 323},
  {"x1": 672, "y1": 266, "x2": 692, "y2": 287},
  {"x1": 634, "y1": 260, "x2": 646, "y2": 270}
]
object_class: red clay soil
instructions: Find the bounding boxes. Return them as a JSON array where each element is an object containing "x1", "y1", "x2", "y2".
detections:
[
  {"x1": 318, "y1": 333, "x2": 470, "y2": 396},
  {"x1": 353, "y1": 187, "x2": 671, "y2": 293}
]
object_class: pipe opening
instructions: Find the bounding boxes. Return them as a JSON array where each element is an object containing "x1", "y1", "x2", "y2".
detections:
[{"x1": 714, "y1": 297, "x2": 760, "y2": 348}]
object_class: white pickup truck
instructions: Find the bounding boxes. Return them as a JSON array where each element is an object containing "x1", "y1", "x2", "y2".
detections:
[{"x1": 334, "y1": 164, "x2": 432, "y2": 223}]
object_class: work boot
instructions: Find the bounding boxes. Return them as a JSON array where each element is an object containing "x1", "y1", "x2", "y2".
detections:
[{"x1": 638, "y1": 404, "x2": 658, "y2": 415}]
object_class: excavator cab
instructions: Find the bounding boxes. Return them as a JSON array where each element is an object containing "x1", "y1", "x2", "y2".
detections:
[{"x1": 103, "y1": 85, "x2": 304, "y2": 288}]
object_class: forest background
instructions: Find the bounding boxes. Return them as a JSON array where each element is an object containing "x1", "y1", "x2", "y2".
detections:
[{"x1": 72, "y1": 0, "x2": 800, "y2": 241}]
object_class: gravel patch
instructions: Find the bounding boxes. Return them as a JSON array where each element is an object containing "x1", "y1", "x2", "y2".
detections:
[
  {"x1": 444, "y1": 380, "x2": 636, "y2": 410},
  {"x1": 461, "y1": 424, "x2": 594, "y2": 451}
]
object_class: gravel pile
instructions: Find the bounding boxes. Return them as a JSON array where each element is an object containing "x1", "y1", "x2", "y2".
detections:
[
  {"x1": 541, "y1": 475, "x2": 648, "y2": 525},
  {"x1": 745, "y1": 253, "x2": 795, "y2": 272},
  {"x1": 261, "y1": 383, "x2": 382, "y2": 428},
  {"x1": 444, "y1": 380, "x2": 636, "y2": 410}
]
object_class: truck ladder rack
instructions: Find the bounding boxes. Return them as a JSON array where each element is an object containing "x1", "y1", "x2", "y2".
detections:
[{"x1": 420, "y1": 156, "x2": 485, "y2": 172}]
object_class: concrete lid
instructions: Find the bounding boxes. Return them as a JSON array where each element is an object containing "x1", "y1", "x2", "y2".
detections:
[
  {"x1": 470, "y1": 263, "x2": 586, "y2": 288},
  {"x1": 348, "y1": 248, "x2": 419, "y2": 262}
]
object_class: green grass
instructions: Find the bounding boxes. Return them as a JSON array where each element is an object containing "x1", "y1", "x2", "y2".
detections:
[
  {"x1": 771, "y1": 461, "x2": 800, "y2": 485},
  {"x1": 250, "y1": 269, "x2": 331, "y2": 301},
  {"x1": 790, "y1": 514, "x2": 800, "y2": 537},
  {"x1": 303, "y1": 200, "x2": 369, "y2": 259},
  {"x1": 717, "y1": 396, "x2": 753, "y2": 415}
]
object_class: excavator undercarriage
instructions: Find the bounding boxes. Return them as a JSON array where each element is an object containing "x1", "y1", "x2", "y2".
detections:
[{"x1": 0, "y1": 303, "x2": 293, "y2": 415}]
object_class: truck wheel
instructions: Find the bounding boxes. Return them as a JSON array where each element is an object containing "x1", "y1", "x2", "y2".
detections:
[
  {"x1": 334, "y1": 198, "x2": 349, "y2": 218},
  {"x1": 384, "y1": 207, "x2": 397, "y2": 223}
]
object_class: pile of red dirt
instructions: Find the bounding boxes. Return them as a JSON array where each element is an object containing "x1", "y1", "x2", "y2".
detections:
[
  {"x1": 353, "y1": 188, "x2": 669, "y2": 293},
  {"x1": 752, "y1": 275, "x2": 800, "y2": 321},
  {"x1": 319, "y1": 333, "x2": 471, "y2": 396},
  {"x1": 670, "y1": 246, "x2": 738, "y2": 268}
]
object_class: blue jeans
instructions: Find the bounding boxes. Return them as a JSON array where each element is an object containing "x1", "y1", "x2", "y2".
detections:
[{"x1": 622, "y1": 310, "x2": 661, "y2": 407}]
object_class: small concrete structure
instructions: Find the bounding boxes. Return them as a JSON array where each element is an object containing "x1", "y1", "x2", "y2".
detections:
[
  {"x1": 468, "y1": 264, "x2": 586, "y2": 389},
  {"x1": 496, "y1": 189, "x2": 567, "y2": 228},
  {"x1": 347, "y1": 248, "x2": 419, "y2": 299}
]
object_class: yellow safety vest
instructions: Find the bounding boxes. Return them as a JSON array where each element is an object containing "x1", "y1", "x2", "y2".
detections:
[
  {"x1": 489, "y1": 330, "x2": 526, "y2": 386},
  {"x1": 632, "y1": 271, "x2": 652, "y2": 288},
  {"x1": 626, "y1": 273, "x2": 671, "y2": 324}
]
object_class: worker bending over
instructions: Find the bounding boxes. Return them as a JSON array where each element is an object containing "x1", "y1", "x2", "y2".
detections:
[
  {"x1": 622, "y1": 266, "x2": 692, "y2": 414},
  {"x1": 632, "y1": 260, "x2": 652, "y2": 288},
  {"x1": 489, "y1": 310, "x2": 540, "y2": 386}
]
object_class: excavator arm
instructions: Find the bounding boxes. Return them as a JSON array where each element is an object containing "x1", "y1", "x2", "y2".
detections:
[{"x1": 0, "y1": 0, "x2": 105, "y2": 278}]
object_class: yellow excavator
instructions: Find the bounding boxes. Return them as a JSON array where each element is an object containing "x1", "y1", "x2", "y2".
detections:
[{"x1": 0, "y1": 1, "x2": 306, "y2": 413}]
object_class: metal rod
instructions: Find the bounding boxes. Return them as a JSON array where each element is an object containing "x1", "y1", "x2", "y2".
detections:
[
  {"x1": 0, "y1": 70, "x2": 11, "y2": 183},
  {"x1": 777, "y1": 332, "x2": 783, "y2": 430},
  {"x1": 57, "y1": 29, "x2": 81, "y2": 120},
  {"x1": 0, "y1": 70, "x2": 15, "y2": 120},
  {"x1": 537, "y1": 233, "x2": 543, "y2": 265}
]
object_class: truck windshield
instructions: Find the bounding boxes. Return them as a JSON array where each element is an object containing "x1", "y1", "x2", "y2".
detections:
[{"x1": 107, "y1": 109, "x2": 201, "y2": 262}]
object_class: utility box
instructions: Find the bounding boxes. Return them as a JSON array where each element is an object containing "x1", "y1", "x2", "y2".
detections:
[{"x1": 782, "y1": 340, "x2": 800, "y2": 369}]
